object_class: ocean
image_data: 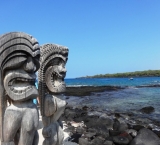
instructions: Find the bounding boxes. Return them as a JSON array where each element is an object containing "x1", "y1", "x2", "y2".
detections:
[
  {"x1": 65, "y1": 77, "x2": 160, "y2": 124},
  {"x1": 65, "y1": 77, "x2": 160, "y2": 87}
]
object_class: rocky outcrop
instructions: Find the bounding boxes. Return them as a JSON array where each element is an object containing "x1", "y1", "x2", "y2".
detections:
[
  {"x1": 64, "y1": 86, "x2": 123, "y2": 96},
  {"x1": 62, "y1": 106, "x2": 160, "y2": 145},
  {"x1": 130, "y1": 128, "x2": 160, "y2": 145},
  {"x1": 140, "y1": 106, "x2": 155, "y2": 114}
]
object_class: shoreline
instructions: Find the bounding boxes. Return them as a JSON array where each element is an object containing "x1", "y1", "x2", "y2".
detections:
[
  {"x1": 62, "y1": 103, "x2": 160, "y2": 145},
  {"x1": 62, "y1": 85, "x2": 160, "y2": 145},
  {"x1": 64, "y1": 85, "x2": 160, "y2": 125},
  {"x1": 65, "y1": 86, "x2": 124, "y2": 96},
  {"x1": 37, "y1": 86, "x2": 160, "y2": 144},
  {"x1": 65, "y1": 85, "x2": 160, "y2": 97},
  {"x1": 64, "y1": 94, "x2": 160, "y2": 128}
]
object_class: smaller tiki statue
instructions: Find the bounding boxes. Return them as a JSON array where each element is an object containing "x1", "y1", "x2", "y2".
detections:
[
  {"x1": 0, "y1": 32, "x2": 40, "y2": 145},
  {"x1": 38, "y1": 44, "x2": 69, "y2": 145}
]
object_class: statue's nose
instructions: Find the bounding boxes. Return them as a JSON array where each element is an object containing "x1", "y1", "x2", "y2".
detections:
[{"x1": 23, "y1": 56, "x2": 36, "y2": 72}]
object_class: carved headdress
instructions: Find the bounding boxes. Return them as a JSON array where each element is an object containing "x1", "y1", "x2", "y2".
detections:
[
  {"x1": 0, "y1": 32, "x2": 40, "y2": 141},
  {"x1": 38, "y1": 44, "x2": 68, "y2": 116}
]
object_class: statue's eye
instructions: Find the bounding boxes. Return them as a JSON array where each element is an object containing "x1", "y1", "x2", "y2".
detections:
[
  {"x1": 52, "y1": 58, "x2": 60, "y2": 65},
  {"x1": 3, "y1": 56, "x2": 27, "y2": 71},
  {"x1": 60, "y1": 60, "x2": 65, "y2": 67},
  {"x1": 49, "y1": 58, "x2": 65, "y2": 66}
]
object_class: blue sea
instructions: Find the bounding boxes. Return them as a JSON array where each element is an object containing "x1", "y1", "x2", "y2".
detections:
[
  {"x1": 65, "y1": 77, "x2": 160, "y2": 87},
  {"x1": 65, "y1": 77, "x2": 160, "y2": 124}
]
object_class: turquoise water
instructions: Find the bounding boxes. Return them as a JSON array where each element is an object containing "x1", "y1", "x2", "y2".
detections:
[
  {"x1": 65, "y1": 77, "x2": 160, "y2": 87},
  {"x1": 65, "y1": 77, "x2": 160, "y2": 122}
]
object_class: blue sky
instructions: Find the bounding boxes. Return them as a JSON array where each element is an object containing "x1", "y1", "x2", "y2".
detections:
[{"x1": 0, "y1": 0, "x2": 160, "y2": 78}]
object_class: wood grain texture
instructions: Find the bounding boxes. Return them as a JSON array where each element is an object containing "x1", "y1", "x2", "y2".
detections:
[
  {"x1": 0, "y1": 32, "x2": 40, "y2": 145},
  {"x1": 38, "y1": 44, "x2": 69, "y2": 145}
]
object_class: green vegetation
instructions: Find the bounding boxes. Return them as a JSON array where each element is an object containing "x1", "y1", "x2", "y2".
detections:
[{"x1": 82, "y1": 70, "x2": 160, "y2": 78}]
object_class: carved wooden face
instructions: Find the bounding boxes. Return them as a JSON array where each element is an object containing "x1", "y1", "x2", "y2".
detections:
[
  {"x1": 45, "y1": 57, "x2": 67, "y2": 93},
  {"x1": 3, "y1": 54, "x2": 40, "y2": 101}
]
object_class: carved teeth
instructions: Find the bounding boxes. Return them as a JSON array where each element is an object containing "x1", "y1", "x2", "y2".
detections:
[
  {"x1": 12, "y1": 78, "x2": 35, "y2": 82},
  {"x1": 9, "y1": 78, "x2": 35, "y2": 93},
  {"x1": 13, "y1": 89, "x2": 18, "y2": 93},
  {"x1": 19, "y1": 90, "x2": 22, "y2": 93}
]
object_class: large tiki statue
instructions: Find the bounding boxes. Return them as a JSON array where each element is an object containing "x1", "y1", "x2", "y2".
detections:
[
  {"x1": 0, "y1": 32, "x2": 40, "y2": 145},
  {"x1": 38, "y1": 44, "x2": 68, "y2": 145}
]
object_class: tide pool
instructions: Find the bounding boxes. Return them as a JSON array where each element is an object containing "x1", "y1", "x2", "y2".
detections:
[{"x1": 65, "y1": 77, "x2": 160, "y2": 122}]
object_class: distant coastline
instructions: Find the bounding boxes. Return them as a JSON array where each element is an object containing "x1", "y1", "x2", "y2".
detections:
[{"x1": 79, "y1": 70, "x2": 160, "y2": 78}]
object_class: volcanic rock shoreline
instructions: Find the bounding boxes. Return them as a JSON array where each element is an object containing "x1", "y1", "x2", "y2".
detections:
[
  {"x1": 64, "y1": 86, "x2": 123, "y2": 96},
  {"x1": 65, "y1": 85, "x2": 160, "y2": 97},
  {"x1": 62, "y1": 86, "x2": 160, "y2": 145}
]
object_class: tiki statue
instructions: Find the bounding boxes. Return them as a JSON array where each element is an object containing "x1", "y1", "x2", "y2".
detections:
[
  {"x1": 0, "y1": 32, "x2": 40, "y2": 145},
  {"x1": 38, "y1": 44, "x2": 68, "y2": 145}
]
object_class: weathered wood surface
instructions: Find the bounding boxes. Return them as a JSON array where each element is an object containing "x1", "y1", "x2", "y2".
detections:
[
  {"x1": 38, "y1": 44, "x2": 69, "y2": 145},
  {"x1": 0, "y1": 32, "x2": 40, "y2": 145}
]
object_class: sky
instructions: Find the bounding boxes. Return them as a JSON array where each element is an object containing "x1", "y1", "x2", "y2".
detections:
[{"x1": 0, "y1": 0, "x2": 160, "y2": 78}]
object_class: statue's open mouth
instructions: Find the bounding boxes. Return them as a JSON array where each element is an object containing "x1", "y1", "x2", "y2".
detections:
[
  {"x1": 45, "y1": 67, "x2": 66, "y2": 93},
  {"x1": 4, "y1": 70, "x2": 38, "y2": 101},
  {"x1": 52, "y1": 71, "x2": 65, "y2": 85},
  {"x1": 51, "y1": 71, "x2": 66, "y2": 91},
  {"x1": 8, "y1": 78, "x2": 36, "y2": 94}
]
